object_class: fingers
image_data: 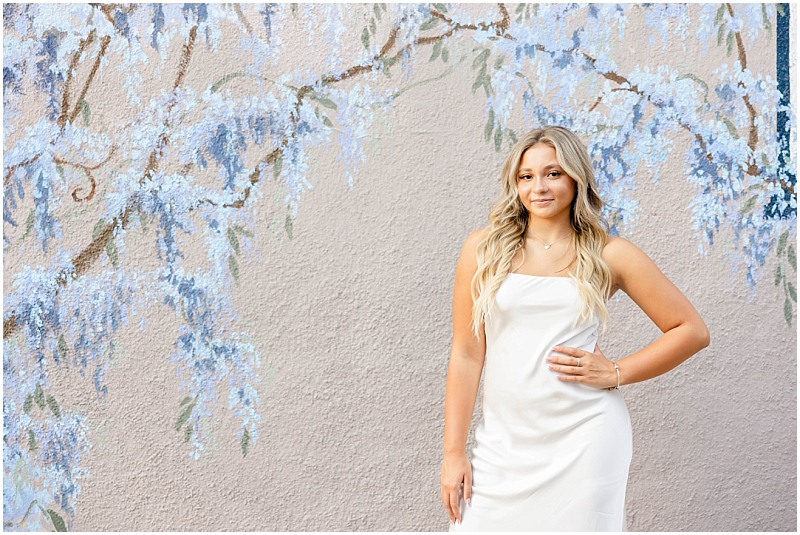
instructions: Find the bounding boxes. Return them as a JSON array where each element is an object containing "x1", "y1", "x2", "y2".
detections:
[
  {"x1": 442, "y1": 485, "x2": 462, "y2": 525},
  {"x1": 451, "y1": 485, "x2": 463, "y2": 524},
  {"x1": 441, "y1": 489, "x2": 454, "y2": 524},
  {"x1": 548, "y1": 362, "x2": 582, "y2": 374},
  {"x1": 464, "y1": 469, "x2": 473, "y2": 508}
]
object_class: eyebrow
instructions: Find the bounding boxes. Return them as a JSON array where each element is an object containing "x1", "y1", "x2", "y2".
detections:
[{"x1": 518, "y1": 164, "x2": 561, "y2": 172}]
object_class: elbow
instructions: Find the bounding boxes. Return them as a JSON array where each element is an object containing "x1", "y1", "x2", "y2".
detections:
[{"x1": 696, "y1": 323, "x2": 710, "y2": 349}]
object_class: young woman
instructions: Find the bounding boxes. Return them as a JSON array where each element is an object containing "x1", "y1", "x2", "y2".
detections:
[{"x1": 441, "y1": 126, "x2": 710, "y2": 531}]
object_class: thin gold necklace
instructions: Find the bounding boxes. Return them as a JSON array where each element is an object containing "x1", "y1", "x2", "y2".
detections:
[{"x1": 527, "y1": 231, "x2": 573, "y2": 250}]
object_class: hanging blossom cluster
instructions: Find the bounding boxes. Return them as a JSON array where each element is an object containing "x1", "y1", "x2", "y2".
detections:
[
  {"x1": 437, "y1": 2, "x2": 795, "y2": 285},
  {"x1": 2, "y1": 2, "x2": 450, "y2": 529},
  {"x1": 2, "y1": 2, "x2": 796, "y2": 530}
]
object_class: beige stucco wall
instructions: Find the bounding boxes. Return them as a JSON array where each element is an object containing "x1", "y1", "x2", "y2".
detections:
[{"x1": 3, "y1": 3, "x2": 796, "y2": 531}]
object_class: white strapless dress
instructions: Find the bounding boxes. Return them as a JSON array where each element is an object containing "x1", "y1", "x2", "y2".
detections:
[{"x1": 450, "y1": 273, "x2": 632, "y2": 532}]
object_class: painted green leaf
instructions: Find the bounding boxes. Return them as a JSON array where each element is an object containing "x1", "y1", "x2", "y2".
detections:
[
  {"x1": 55, "y1": 164, "x2": 65, "y2": 180},
  {"x1": 738, "y1": 194, "x2": 757, "y2": 214},
  {"x1": 27, "y1": 430, "x2": 36, "y2": 452},
  {"x1": 723, "y1": 118, "x2": 739, "y2": 140},
  {"x1": 58, "y1": 333, "x2": 68, "y2": 363},
  {"x1": 716, "y1": 21, "x2": 726, "y2": 46},
  {"x1": 784, "y1": 298, "x2": 792, "y2": 327},
  {"x1": 419, "y1": 17, "x2": 440, "y2": 31},
  {"x1": 228, "y1": 254, "x2": 239, "y2": 282},
  {"x1": 322, "y1": 115, "x2": 333, "y2": 128},
  {"x1": 429, "y1": 40, "x2": 442, "y2": 62},
  {"x1": 273, "y1": 155, "x2": 283, "y2": 180},
  {"x1": 432, "y1": 3, "x2": 447, "y2": 12},
  {"x1": 483, "y1": 77, "x2": 492, "y2": 97},
  {"x1": 285, "y1": 214, "x2": 293, "y2": 239},
  {"x1": 373, "y1": 3, "x2": 382, "y2": 20},
  {"x1": 210, "y1": 72, "x2": 244, "y2": 93},
  {"x1": 78, "y1": 99, "x2": 90, "y2": 126},
  {"x1": 441, "y1": 46, "x2": 449, "y2": 62},
  {"x1": 139, "y1": 213, "x2": 148, "y2": 234},
  {"x1": 232, "y1": 224, "x2": 254, "y2": 238},
  {"x1": 22, "y1": 209, "x2": 35, "y2": 239},
  {"x1": 776, "y1": 4, "x2": 785, "y2": 16},
  {"x1": 472, "y1": 49, "x2": 490, "y2": 70},
  {"x1": 494, "y1": 127, "x2": 503, "y2": 152},
  {"x1": 516, "y1": 3, "x2": 525, "y2": 13},
  {"x1": 184, "y1": 423, "x2": 192, "y2": 443},
  {"x1": 788, "y1": 244, "x2": 796, "y2": 271},
  {"x1": 175, "y1": 401, "x2": 195, "y2": 431},
  {"x1": 507, "y1": 129, "x2": 518, "y2": 145},
  {"x1": 788, "y1": 282, "x2": 797, "y2": 303},
  {"x1": 761, "y1": 4, "x2": 771, "y2": 33},
  {"x1": 46, "y1": 509, "x2": 67, "y2": 532},
  {"x1": 775, "y1": 262, "x2": 783, "y2": 286},
  {"x1": 23, "y1": 394, "x2": 33, "y2": 414},
  {"x1": 484, "y1": 109, "x2": 494, "y2": 142},
  {"x1": 241, "y1": 427, "x2": 250, "y2": 457},
  {"x1": 714, "y1": 4, "x2": 725, "y2": 25},
  {"x1": 726, "y1": 30, "x2": 734, "y2": 56},
  {"x1": 227, "y1": 227, "x2": 240, "y2": 255},
  {"x1": 34, "y1": 384, "x2": 45, "y2": 410},
  {"x1": 180, "y1": 396, "x2": 193, "y2": 406},
  {"x1": 777, "y1": 231, "x2": 788, "y2": 255},
  {"x1": 477, "y1": 62, "x2": 487, "y2": 80},
  {"x1": 291, "y1": 3, "x2": 298, "y2": 16},
  {"x1": 761, "y1": 153, "x2": 769, "y2": 169},
  {"x1": 46, "y1": 395, "x2": 60, "y2": 418},
  {"x1": 494, "y1": 56, "x2": 504, "y2": 69},
  {"x1": 316, "y1": 97, "x2": 338, "y2": 110},
  {"x1": 370, "y1": 17, "x2": 377, "y2": 36},
  {"x1": 92, "y1": 219, "x2": 105, "y2": 241},
  {"x1": 471, "y1": 74, "x2": 484, "y2": 94},
  {"x1": 106, "y1": 236, "x2": 118, "y2": 268},
  {"x1": 361, "y1": 26, "x2": 370, "y2": 49}
]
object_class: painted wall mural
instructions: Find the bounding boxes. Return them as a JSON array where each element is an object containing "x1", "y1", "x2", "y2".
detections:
[{"x1": 3, "y1": 3, "x2": 795, "y2": 531}]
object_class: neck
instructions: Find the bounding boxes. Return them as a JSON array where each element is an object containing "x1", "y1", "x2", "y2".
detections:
[{"x1": 525, "y1": 215, "x2": 573, "y2": 244}]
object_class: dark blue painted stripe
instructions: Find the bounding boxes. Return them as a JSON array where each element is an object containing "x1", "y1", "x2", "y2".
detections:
[{"x1": 766, "y1": 3, "x2": 795, "y2": 219}]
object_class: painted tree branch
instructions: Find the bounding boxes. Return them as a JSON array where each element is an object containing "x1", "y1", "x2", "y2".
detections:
[
  {"x1": 57, "y1": 29, "x2": 96, "y2": 129},
  {"x1": 4, "y1": 25, "x2": 199, "y2": 341},
  {"x1": 205, "y1": 4, "x2": 512, "y2": 213}
]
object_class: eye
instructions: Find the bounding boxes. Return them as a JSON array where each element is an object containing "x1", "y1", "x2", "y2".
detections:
[
  {"x1": 519, "y1": 174, "x2": 532, "y2": 180},
  {"x1": 548, "y1": 171, "x2": 561, "y2": 178}
]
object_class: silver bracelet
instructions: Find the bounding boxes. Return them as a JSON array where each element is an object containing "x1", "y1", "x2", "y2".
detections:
[{"x1": 607, "y1": 362, "x2": 620, "y2": 390}]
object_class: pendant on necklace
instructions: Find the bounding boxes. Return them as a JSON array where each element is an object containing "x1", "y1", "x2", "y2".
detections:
[{"x1": 544, "y1": 244, "x2": 552, "y2": 249}]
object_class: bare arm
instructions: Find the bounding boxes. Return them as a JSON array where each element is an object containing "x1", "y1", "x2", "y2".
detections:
[
  {"x1": 604, "y1": 236, "x2": 711, "y2": 386},
  {"x1": 441, "y1": 227, "x2": 488, "y2": 524}
]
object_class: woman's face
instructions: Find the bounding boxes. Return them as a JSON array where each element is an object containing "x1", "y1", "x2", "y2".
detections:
[{"x1": 516, "y1": 143, "x2": 576, "y2": 222}]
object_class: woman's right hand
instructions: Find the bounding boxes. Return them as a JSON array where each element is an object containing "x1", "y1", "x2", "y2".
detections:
[{"x1": 441, "y1": 452, "x2": 472, "y2": 525}]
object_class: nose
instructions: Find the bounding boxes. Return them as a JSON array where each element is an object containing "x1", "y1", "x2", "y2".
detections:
[{"x1": 532, "y1": 176, "x2": 548, "y2": 193}]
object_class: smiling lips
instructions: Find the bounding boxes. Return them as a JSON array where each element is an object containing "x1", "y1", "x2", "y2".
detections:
[{"x1": 533, "y1": 199, "x2": 553, "y2": 205}]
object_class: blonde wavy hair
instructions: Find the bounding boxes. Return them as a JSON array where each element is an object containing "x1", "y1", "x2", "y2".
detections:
[{"x1": 470, "y1": 126, "x2": 613, "y2": 338}]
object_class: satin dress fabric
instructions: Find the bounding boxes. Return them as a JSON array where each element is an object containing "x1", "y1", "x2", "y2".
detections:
[{"x1": 449, "y1": 273, "x2": 632, "y2": 532}]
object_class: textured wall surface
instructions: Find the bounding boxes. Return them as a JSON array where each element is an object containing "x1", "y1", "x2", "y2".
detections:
[{"x1": 3, "y1": 3, "x2": 797, "y2": 532}]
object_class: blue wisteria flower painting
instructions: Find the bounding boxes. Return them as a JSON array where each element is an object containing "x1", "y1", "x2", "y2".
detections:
[{"x1": 3, "y1": 3, "x2": 794, "y2": 530}]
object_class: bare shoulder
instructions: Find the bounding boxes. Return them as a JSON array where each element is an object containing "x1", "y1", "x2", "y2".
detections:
[
  {"x1": 602, "y1": 235, "x2": 647, "y2": 288},
  {"x1": 454, "y1": 227, "x2": 492, "y2": 281},
  {"x1": 461, "y1": 226, "x2": 491, "y2": 259},
  {"x1": 468, "y1": 226, "x2": 491, "y2": 244}
]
